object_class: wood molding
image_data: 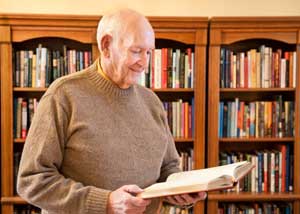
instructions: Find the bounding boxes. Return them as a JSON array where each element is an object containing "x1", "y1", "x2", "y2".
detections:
[{"x1": 0, "y1": 26, "x2": 11, "y2": 43}]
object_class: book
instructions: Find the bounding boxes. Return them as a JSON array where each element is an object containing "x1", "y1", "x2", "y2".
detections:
[{"x1": 138, "y1": 161, "x2": 254, "y2": 199}]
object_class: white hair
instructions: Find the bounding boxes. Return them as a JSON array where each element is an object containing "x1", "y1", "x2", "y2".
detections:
[{"x1": 96, "y1": 9, "x2": 152, "y2": 51}]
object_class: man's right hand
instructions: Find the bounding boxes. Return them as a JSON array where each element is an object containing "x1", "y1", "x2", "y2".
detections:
[{"x1": 107, "y1": 185, "x2": 151, "y2": 214}]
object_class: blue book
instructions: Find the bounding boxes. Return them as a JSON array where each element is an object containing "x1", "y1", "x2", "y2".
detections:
[{"x1": 219, "y1": 102, "x2": 224, "y2": 137}]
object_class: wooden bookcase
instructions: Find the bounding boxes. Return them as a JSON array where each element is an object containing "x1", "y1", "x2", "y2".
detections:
[
  {"x1": 207, "y1": 17, "x2": 300, "y2": 214},
  {"x1": 0, "y1": 14, "x2": 208, "y2": 214}
]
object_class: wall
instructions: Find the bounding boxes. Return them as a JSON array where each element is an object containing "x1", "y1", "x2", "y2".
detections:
[{"x1": 0, "y1": 0, "x2": 300, "y2": 16}]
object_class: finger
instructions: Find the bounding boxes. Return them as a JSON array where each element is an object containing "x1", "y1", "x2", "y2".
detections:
[
  {"x1": 187, "y1": 191, "x2": 207, "y2": 202},
  {"x1": 129, "y1": 195, "x2": 151, "y2": 207},
  {"x1": 123, "y1": 184, "x2": 143, "y2": 195},
  {"x1": 197, "y1": 191, "x2": 207, "y2": 200},
  {"x1": 180, "y1": 193, "x2": 197, "y2": 203},
  {"x1": 172, "y1": 195, "x2": 186, "y2": 204},
  {"x1": 166, "y1": 196, "x2": 179, "y2": 205}
]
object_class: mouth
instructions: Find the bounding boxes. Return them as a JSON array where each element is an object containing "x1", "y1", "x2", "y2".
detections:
[{"x1": 130, "y1": 68, "x2": 144, "y2": 73}]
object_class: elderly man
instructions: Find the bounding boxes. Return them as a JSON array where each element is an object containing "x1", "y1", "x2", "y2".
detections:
[{"x1": 17, "y1": 9, "x2": 206, "y2": 214}]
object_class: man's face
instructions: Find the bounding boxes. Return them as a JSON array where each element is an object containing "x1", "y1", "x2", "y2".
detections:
[{"x1": 110, "y1": 25, "x2": 155, "y2": 88}]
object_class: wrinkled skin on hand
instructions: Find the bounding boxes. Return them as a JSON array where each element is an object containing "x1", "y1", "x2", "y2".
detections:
[
  {"x1": 107, "y1": 185, "x2": 151, "y2": 214},
  {"x1": 165, "y1": 191, "x2": 207, "y2": 206}
]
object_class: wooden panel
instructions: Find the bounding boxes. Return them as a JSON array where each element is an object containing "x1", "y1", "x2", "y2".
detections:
[
  {"x1": 1, "y1": 205, "x2": 13, "y2": 214},
  {"x1": 208, "y1": 46, "x2": 220, "y2": 167},
  {"x1": 0, "y1": 13, "x2": 100, "y2": 28},
  {"x1": 92, "y1": 44, "x2": 99, "y2": 61},
  {"x1": 1, "y1": 196, "x2": 26, "y2": 204},
  {"x1": 194, "y1": 45, "x2": 206, "y2": 170},
  {"x1": 11, "y1": 26, "x2": 95, "y2": 43},
  {"x1": 207, "y1": 200, "x2": 218, "y2": 213},
  {"x1": 149, "y1": 16, "x2": 208, "y2": 29},
  {"x1": 155, "y1": 31, "x2": 196, "y2": 45},
  {"x1": 0, "y1": 26, "x2": 11, "y2": 43},
  {"x1": 194, "y1": 201, "x2": 204, "y2": 214},
  {"x1": 221, "y1": 30, "x2": 297, "y2": 45},
  {"x1": 208, "y1": 192, "x2": 300, "y2": 201},
  {"x1": 210, "y1": 17, "x2": 300, "y2": 29},
  {"x1": 1, "y1": 43, "x2": 13, "y2": 196},
  {"x1": 294, "y1": 45, "x2": 300, "y2": 195}
]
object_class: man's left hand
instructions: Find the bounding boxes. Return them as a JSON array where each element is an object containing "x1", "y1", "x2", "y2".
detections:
[{"x1": 164, "y1": 191, "x2": 207, "y2": 207}]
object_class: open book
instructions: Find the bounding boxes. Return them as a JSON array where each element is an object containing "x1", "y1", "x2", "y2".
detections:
[{"x1": 138, "y1": 161, "x2": 254, "y2": 199}]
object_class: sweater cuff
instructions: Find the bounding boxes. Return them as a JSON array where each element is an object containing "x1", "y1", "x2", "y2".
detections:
[{"x1": 86, "y1": 187, "x2": 111, "y2": 214}]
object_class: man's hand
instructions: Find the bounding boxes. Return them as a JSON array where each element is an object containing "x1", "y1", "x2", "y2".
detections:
[
  {"x1": 107, "y1": 185, "x2": 151, "y2": 214},
  {"x1": 165, "y1": 191, "x2": 207, "y2": 207}
]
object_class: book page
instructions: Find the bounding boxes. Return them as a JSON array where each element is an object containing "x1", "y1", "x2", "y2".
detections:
[{"x1": 166, "y1": 161, "x2": 247, "y2": 184}]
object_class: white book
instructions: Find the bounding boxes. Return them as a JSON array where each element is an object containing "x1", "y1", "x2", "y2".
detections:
[
  {"x1": 293, "y1": 51, "x2": 296, "y2": 88},
  {"x1": 191, "y1": 52, "x2": 194, "y2": 88},
  {"x1": 232, "y1": 54, "x2": 236, "y2": 88},
  {"x1": 36, "y1": 44, "x2": 42, "y2": 87},
  {"x1": 240, "y1": 52, "x2": 245, "y2": 88},
  {"x1": 138, "y1": 161, "x2": 254, "y2": 199},
  {"x1": 154, "y1": 49, "x2": 162, "y2": 89},
  {"x1": 40, "y1": 47, "x2": 47, "y2": 88}
]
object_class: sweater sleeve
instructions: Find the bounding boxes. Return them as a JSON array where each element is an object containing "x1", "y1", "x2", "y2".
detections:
[
  {"x1": 157, "y1": 104, "x2": 181, "y2": 182},
  {"x1": 17, "y1": 92, "x2": 111, "y2": 214}
]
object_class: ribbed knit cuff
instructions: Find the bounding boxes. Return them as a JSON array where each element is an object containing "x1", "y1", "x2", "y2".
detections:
[{"x1": 85, "y1": 187, "x2": 111, "y2": 214}]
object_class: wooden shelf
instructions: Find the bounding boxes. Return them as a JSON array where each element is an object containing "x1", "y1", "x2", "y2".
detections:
[
  {"x1": 220, "y1": 88, "x2": 296, "y2": 93},
  {"x1": 1, "y1": 196, "x2": 26, "y2": 204},
  {"x1": 208, "y1": 192, "x2": 300, "y2": 201},
  {"x1": 219, "y1": 137, "x2": 294, "y2": 143},
  {"x1": 14, "y1": 138, "x2": 26, "y2": 144},
  {"x1": 174, "y1": 137, "x2": 194, "y2": 143},
  {"x1": 153, "y1": 88, "x2": 194, "y2": 93},
  {"x1": 13, "y1": 87, "x2": 47, "y2": 92}
]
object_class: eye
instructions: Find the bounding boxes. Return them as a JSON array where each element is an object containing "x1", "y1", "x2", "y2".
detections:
[{"x1": 131, "y1": 49, "x2": 142, "y2": 54}]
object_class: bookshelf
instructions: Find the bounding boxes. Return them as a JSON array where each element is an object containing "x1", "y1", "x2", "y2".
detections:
[
  {"x1": 0, "y1": 14, "x2": 208, "y2": 214},
  {"x1": 207, "y1": 17, "x2": 300, "y2": 214}
]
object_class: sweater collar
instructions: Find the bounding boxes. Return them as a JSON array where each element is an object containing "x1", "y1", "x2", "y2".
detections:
[{"x1": 86, "y1": 58, "x2": 134, "y2": 97}]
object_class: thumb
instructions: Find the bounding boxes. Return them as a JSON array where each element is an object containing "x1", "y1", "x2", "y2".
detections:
[{"x1": 122, "y1": 185, "x2": 143, "y2": 195}]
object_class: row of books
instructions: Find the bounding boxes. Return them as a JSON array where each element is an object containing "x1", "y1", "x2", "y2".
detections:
[
  {"x1": 218, "y1": 96, "x2": 294, "y2": 138},
  {"x1": 220, "y1": 145, "x2": 293, "y2": 193},
  {"x1": 14, "y1": 205, "x2": 41, "y2": 214},
  {"x1": 218, "y1": 202, "x2": 293, "y2": 214},
  {"x1": 163, "y1": 99, "x2": 194, "y2": 138},
  {"x1": 12, "y1": 97, "x2": 194, "y2": 140},
  {"x1": 160, "y1": 204, "x2": 193, "y2": 214},
  {"x1": 179, "y1": 148, "x2": 194, "y2": 171},
  {"x1": 139, "y1": 48, "x2": 194, "y2": 89},
  {"x1": 13, "y1": 44, "x2": 92, "y2": 88},
  {"x1": 220, "y1": 46, "x2": 297, "y2": 88},
  {"x1": 13, "y1": 98, "x2": 39, "y2": 139}
]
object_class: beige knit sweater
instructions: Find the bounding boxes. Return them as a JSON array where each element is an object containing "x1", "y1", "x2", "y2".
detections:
[{"x1": 17, "y1": 59, "x2": 180, "y2": 214}]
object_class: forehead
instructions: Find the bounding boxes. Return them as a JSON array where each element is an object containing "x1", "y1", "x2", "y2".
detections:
[{"x1": 121, "y1": 25, "x2": 155, "y2": 49}]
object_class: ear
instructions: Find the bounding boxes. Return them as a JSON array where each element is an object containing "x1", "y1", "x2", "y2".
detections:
[{"x1": 100, "y1": 34, "x2": 112, "y2": 58}]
